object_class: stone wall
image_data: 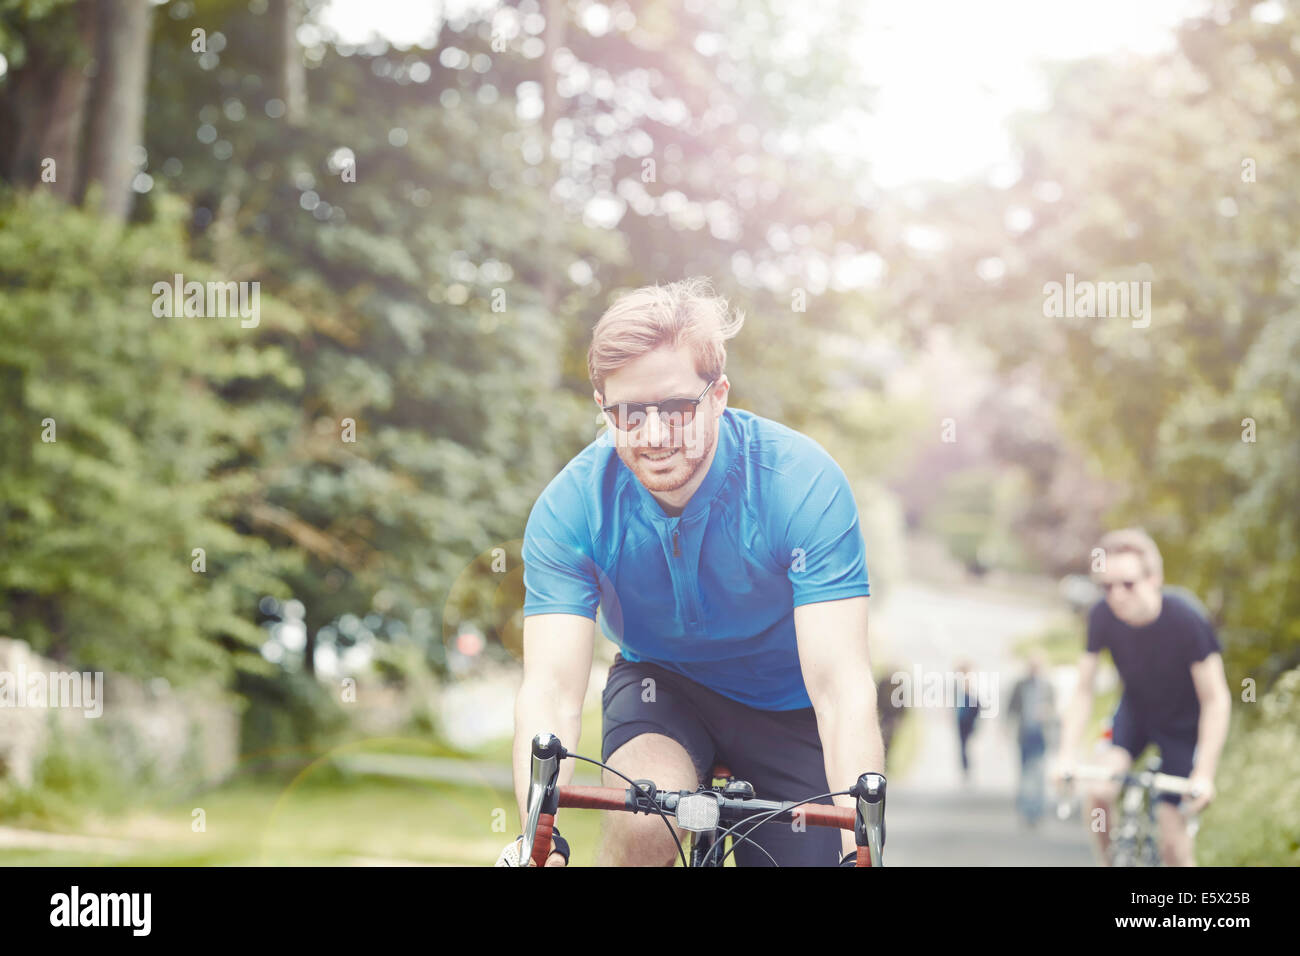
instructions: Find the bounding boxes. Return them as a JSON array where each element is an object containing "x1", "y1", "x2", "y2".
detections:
[{"x1": 0, "y1": 637, "x2": 239, "y2": 789}]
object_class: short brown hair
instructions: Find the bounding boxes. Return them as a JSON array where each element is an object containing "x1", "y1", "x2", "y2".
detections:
[
  {"x1": 587, "y1": 276, "x2": 745, "y2": 396},
  {"x1": 1096, "y1": 527, "x2": 1163, "y2": 579}
]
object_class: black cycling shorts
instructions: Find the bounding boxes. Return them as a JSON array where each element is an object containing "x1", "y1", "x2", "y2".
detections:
[
  {"x1": 1111, "y1": 696, "x2": 1197, "y2": 806},
  {"x1": 600, "y1": 652, "x2": 842, "y2": 866}
]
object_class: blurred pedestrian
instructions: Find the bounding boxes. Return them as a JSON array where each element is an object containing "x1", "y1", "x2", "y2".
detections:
[
  {"x1": 1008, "y1": 651, "x2": 1056, "y2": 826},
  {"x1": 954, "y1": 661, "x2": 983, "y2": 783}
]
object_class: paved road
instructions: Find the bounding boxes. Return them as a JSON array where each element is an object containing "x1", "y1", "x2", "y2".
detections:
[{"x1": 873, "y1": 580, "x2": 1096, "y2": 865}]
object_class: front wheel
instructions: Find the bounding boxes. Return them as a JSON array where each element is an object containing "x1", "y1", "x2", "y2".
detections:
[
  {"x1": 1139, "y1": 835, "x2": 1162, "y2": 867},
  {"x1": 1107, "y1": 831, "x2": 1139, "y2": 867}
]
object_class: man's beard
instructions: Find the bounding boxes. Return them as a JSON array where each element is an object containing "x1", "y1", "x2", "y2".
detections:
[{"x1": 616, "y1": 423, "x2": 716, "y2": 494}]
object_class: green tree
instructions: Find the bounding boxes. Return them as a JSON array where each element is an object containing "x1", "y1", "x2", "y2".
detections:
[
  {"x1": 0, "y1": 191, "x2": 298, "y2": 679},
  {"x1": 889, "y1": 0, "x2": 1300, "y2": 683}
]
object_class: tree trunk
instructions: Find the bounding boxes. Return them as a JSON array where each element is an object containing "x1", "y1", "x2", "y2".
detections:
[
  {"x1": 540, "y1": 0, "x2": 566, "y2": 386},
  {"x1": 0, "y1": 2, "x2": 98, "y2": 198},
  {"x1": 270, "y1": 0, "x2": 307, "y2": 126},
  {"x1": 81, "y1": 0, "x2": 154, "y2": 221}
]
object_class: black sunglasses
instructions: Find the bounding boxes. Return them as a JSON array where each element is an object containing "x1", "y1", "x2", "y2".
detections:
[{"x1": 601, "y1": 380, "x2": 715, "y2": 432}]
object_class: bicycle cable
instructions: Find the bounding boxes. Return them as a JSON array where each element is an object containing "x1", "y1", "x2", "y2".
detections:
[
  {"x1": 564, "y1": 751, "x2": 689, "y2": 867},
  {"x1": 710, "y1": 821, "x2": 779, "y2": 867},
  {"x1": 704, "y1": 788, "x2": 854, "y2": 868}
]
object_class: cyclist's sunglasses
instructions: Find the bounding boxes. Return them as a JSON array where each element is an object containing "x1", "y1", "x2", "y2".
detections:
[
  {"x1": 1102, "y1": 579, "x2": 1140, "y2": 593},
  {"x1": 601, "y1": 380, "x2": 715, "y2": 432}
]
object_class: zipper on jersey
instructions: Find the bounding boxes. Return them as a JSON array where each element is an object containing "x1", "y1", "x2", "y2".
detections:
[
  {"x1": 663, "y1": 523, "x2": 689, "y2": 629},
  {"x1": 669, "y1": 520, "x2": 703, "y2": 629}
]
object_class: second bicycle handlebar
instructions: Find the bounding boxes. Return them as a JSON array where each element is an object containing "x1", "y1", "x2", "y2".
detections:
[{"x1": 1060, "y1": 764, "x2": 1200, "y2": 796}]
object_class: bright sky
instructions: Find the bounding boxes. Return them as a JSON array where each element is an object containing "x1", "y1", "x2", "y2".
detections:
[
  {"x1": 319, "y1": 0, "x2": 1214, "y2": 187},
  {"x1": 854, "y1": 0, "x2": 1211, "y2": 186}
]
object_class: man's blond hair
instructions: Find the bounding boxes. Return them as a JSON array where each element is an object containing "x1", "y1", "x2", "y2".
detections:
[
  {"x1": 587, "y1": 276, "x2": 745, "y2": 396},
  {"x1": 1096, "y1": 527, "x2": 1164, "y2": 579}
]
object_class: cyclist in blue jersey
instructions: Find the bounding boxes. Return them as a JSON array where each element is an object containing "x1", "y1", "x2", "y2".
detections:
[{"x1": 504, "y1": 277, "x2": 884, "y2": 866}]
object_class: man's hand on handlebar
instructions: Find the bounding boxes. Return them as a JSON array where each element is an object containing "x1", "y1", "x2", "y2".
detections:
[
  {"x1": 1183, "y1": 774, "x2": 1215, "y2": 814},
  {"x1": 1047, "y1": 754, "x2": 1075, "y2": 789},
  {"x1": 532, "y1": 842, "x2": 567, "y2": 866},
  {"x1": 494, "y1": 834, "x2": 568, "y2": 866}
]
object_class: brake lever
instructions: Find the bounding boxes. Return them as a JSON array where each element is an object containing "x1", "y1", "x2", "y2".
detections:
[
  {"x1": 853, "y1": 772, "x2": 887, "y2": 866},
  {"x1": 521, "y1": 733, "x2": 564, "y2": 865}
]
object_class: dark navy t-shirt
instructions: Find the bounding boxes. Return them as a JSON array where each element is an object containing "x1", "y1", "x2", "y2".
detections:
[{"x1": 1086, "y1": 588, "x2": 1221, "y2": 729}]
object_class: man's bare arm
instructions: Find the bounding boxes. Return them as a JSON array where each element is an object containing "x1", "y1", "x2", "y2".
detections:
[
  {"x1": 1056, "y1": 651, "x2": 1100, "y2": 769},
  {"x1": 1189, "y1": 652, "x2": 1231, "y2": 782},
  {"x1": 513, "y1": 613, "x2": 595, "y2": 838},
  {"x1": 794, "y1": 595, "x2": 883, "y2": 858}
]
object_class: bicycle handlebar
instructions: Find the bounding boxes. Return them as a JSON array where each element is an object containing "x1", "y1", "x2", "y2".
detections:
[
  {"x1": 1061, "y1": 764, "x2": 1199, "y2": 796},
  {"x1": 560, "y1": 782, "x2": 857, "y2": 826},
  {"x1": 521, "y1": 733, "x2": 886, "y2": 867}
]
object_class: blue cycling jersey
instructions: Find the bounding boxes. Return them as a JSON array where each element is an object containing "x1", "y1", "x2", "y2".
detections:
[{"x1": 521, "y1": 407, "x2": 870, "y2": 710}]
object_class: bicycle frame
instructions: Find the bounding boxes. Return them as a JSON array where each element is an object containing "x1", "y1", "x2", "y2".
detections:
[
  {"x1": 1058, "y1": 759, "x2": 1198, "y2": 867},
  {"x1": 519, "y1": 733, "x2": 886, "y2": 867},
  {"x1": 1110, "y1": 772, "x2": 1161, "y2": 866}
]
